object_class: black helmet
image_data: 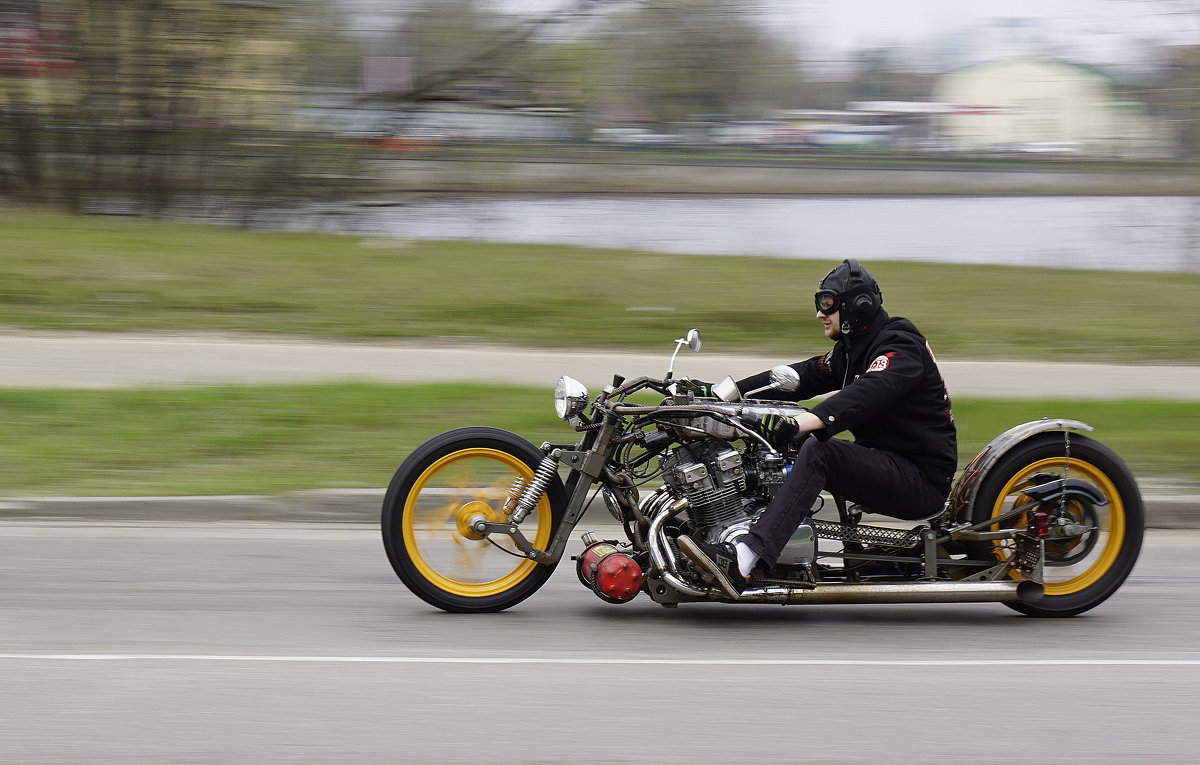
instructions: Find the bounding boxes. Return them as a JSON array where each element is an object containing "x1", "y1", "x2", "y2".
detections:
[{"x1": 814, "y1": 259, "x2": 883, "y2": 333}]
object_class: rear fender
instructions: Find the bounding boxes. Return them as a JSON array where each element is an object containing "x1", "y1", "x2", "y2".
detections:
[{"x1": 948, "y1": 419, "x2": 1093, "y2": 521}]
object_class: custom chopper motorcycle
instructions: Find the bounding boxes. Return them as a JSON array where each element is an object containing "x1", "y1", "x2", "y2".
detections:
[{"x1": 382, "y1": 330, "x2": 1144, "y2": 616}]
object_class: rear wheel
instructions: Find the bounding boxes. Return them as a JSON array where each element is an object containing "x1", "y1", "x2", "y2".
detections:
[
  {"x1": 969, "y1": 432, "x2": 1143, "y2": 617},
  {"x1": 382, "y1": 427, "x2": 565, "y2": 613}
]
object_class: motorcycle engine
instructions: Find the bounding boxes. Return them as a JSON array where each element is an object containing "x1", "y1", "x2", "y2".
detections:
[{"x1": 660, "y1": 440, "x2": 765, "y2": 543}]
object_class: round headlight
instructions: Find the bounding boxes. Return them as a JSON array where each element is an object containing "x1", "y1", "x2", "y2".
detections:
[{"x1": 554, "y1": 375, "x2": 589, "y2": 420}]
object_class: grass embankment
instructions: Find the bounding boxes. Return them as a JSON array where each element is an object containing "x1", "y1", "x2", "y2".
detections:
[
  {"x1": 1, "y1": 211, "x2": 1197, "y2": 495},
  {"x1": 2, "y1": 211, "x2": 1198, "y2": 362},
  {"x1": 0, "y1": 383, "x2": 1195, "y2": 496}
]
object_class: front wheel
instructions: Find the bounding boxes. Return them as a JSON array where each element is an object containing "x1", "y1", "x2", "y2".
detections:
[
  {"x1": 969, "y1": 432, "x2": 1144, "y2": 617},
  {"x1": 382, "y1": 427, "x2": 565, "y2": 613}
]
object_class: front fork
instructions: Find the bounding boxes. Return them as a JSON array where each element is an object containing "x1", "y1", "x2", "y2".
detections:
[{"x1": 474, "y1": 416, "x2": 620, "y2": 566}]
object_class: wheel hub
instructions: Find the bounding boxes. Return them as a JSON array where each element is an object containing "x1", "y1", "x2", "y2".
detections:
[
  {"x1": 456, "y1": 500, "x2": 502, "y2": 541},
  {"x1": 1044, "y1": 500, "x2": 1099, "y2": 565}
]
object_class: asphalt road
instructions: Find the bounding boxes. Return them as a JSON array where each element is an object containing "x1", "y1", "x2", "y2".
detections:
[{"x1": 2, "y1": 521, "x2": 1197, "y2": 763}]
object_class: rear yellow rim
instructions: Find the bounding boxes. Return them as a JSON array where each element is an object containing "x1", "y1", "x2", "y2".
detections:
[
  {"x1": 402, "y1": 448, "x2": 554, "y2": 598},
  {"x1": 989, "y1": 457, "x2": 1124, "y2": 596}
]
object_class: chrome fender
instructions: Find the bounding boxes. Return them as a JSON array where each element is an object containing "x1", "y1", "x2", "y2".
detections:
[{"x1": 948, "y1": 418, "x2": 1093, "y2": 520}]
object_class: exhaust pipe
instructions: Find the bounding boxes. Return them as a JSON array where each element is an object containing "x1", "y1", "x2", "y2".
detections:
[
  {"x1": 648, "y1": 497, "x2": 1044, "y2": 607},
  {"x1": 739, "y1": 579, "x2": 1043, "y2": 605}
]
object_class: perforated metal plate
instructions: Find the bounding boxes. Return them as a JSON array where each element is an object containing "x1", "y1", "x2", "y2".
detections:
[
  {"x1": 1012, "y1": 533, "x2": 1043, "y2": 575},
  {"x1": 813, "y1": 520, "x2": 921, "y2": 549}
]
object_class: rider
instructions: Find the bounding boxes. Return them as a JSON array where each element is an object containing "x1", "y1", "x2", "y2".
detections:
[{"x1": 683, "y1": 259, "x2": 957, "y2": 593}]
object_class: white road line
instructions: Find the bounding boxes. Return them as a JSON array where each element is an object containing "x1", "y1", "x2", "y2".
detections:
[{"x1": 1, "y1": 654, "x2": 1198, "y2": 666}]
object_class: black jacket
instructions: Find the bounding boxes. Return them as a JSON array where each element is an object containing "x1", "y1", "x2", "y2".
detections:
[{"x1": 737, "y1": 310, "x2": 958, "y2": 492}]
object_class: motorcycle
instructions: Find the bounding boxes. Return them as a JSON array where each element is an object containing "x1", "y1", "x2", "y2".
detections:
[{"x1": 382, "y1": 330, "x2": 1144, "y2": 617}]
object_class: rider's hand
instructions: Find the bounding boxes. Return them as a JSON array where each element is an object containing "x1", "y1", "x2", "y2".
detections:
[
  {"x1": 675, "y1": 378, "x2": 715, "y2": 398},
  {"x1": 752, "y1": 412, "x2": 806, "y2": 448}
]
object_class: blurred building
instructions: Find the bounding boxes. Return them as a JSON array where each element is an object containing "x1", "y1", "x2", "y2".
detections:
[
  {"x1": 0, "y1": 5, "x2": 76, "y2": 106},
  {"x1": 931, "y1": 57, "x2": 1167, "y2": 157},
  {"x1": 0, "y1": 1, "x2": 299, "y2": 129}
]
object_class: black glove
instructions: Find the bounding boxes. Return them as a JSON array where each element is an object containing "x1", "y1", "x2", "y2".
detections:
[
  {"x1": 675, "y1": 378, "x2": 715, "y2": 398},
  {"x1": 751, "y1": 412, "x2": 806, "y2": 448}
]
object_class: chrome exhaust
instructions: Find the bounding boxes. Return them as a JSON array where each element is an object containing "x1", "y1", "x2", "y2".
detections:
[
  {"x1": 647, "y1": 496, "x2": 708, "y2": 598},
  {"x1": 739, "y1": 579, "x2": 1043, "y2": 605},
  {"x1": 647, "y1": 493, "x2": 1043, "y2": 606}
]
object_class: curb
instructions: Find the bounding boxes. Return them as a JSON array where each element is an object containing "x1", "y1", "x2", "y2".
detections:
[
  {"x1": 2, "y1": 487, "x2": 1197, "y2": 528},
  {"x1": 0, "y1": 490, "x2": 386, "y2": 524}
]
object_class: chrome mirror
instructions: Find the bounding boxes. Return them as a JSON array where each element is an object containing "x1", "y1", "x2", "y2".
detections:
[
  {"x1": 768, "y1": 364, "x2": 800, "y2": 392},
  {"x1": 743, "y1": 364, "x2": 801, "y2": 399},
  {"x1": 668, "y1": 328, "x2": 703, "y2": 378}
]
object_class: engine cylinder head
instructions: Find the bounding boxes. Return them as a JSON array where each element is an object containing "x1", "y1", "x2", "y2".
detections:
[{"x1": 661, "y1": 442, "x2": 749, "y2": 538}]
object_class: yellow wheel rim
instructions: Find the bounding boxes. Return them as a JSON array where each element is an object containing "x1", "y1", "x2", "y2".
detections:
[
  {"x1": 989, "y1": 457, "x2": 1124, "y2": 596},
  {"x1": 402, "y1": 448, "x2": 554, "y2": 598}
]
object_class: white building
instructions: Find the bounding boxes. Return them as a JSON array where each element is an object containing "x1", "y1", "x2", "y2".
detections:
[{"x1": 931, "y1": 58, "x2": 1167, "y2": 157}]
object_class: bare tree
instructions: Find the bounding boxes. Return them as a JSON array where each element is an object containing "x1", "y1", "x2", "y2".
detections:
[
  {"x1": 360, "y1": 0, "x2": 617, "y2": 108},
  {"x1": 0, "y1": 0, "x2": 356, "y2": 215},
  {"x1": 588, "y1": 0, "x2": 806, "y2": 123}
]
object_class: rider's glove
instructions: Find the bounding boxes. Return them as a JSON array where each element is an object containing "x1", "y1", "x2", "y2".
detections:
[
  {"x1": 675, "y1": 378, "x2": 715, "y2": 398},
  {"x1": 752, "y1": 412, "x2": 804, "y2": 448}
]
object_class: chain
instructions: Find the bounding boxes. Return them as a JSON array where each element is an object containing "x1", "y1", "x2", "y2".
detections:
[{"x1": 1060, "y1": 427, "x2": 1071, "y2": 518}]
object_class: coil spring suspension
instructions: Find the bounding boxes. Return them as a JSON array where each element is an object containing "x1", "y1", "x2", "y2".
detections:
[
  {"x1": 501, "y1": 476, "x2": 528, "y2": 515},
  {"x1": 510, "y1": 452, "x2": 560, "y2": 523}
]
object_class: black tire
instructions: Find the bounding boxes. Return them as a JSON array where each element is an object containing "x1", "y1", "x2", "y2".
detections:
[
  {"x1": 969, "y1": 432, "x2": 1143, "y2": 617},
  {"x1": 381, "y1": 427, "x2": 566, "y2": 613}
]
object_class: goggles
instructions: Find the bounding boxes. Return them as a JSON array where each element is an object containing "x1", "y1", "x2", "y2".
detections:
[{"x1": 814, "y1": 290, "x2": 839, "y2": 315}]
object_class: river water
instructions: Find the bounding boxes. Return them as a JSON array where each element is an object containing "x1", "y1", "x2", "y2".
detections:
[{"x1": 279, "y1": 195, "x2": 1200, "y2": 272}]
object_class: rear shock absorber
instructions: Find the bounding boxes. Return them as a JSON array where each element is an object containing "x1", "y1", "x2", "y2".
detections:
[{"x1": 510, "y1": 451, "x2": 561, "y2": 524}]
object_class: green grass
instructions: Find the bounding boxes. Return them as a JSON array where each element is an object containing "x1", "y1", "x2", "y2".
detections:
[
  {"x1": 0, "y1": 383, "x2": 1195, "y2": 496},
  {"x1": 0, "y1": 383, "x2": 563, "y2": 496},
  {"x1": 2, "y1": 210, "x2": 1199, "y2": 362}
]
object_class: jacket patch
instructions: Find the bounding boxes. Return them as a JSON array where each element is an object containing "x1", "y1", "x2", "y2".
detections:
[{"x1": 866, "y1": 354, "x2": 893, "y2": 373}]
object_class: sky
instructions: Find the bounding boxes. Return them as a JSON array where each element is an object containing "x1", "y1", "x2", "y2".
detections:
[
  {"x1": 766, "y1": 0, "x2": 1198, "y2": 66},
  {"x1": 508, "y1": 0, "x2": 1199, "y2": 60},
  {"x1": 351, "y1": 0, "x2": 1200, "y2": 69},
  {"x1": 802, "y1": 0, "x2": 1135, "y2": 48}
]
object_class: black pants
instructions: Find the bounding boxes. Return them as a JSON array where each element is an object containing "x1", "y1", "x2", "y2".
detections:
[{"x1": 744, "y1": 437, "x2": 948, "y2": 569}]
